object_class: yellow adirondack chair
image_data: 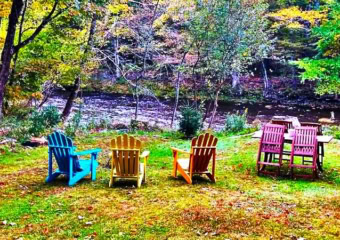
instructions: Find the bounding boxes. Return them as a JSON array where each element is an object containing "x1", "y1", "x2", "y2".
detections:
[
  {"x1": 171, "y1": 133, "x2": 218, "y2": 184},
  {"x1": 109, "y1": 134, "x2": 150, "y2": 188}
]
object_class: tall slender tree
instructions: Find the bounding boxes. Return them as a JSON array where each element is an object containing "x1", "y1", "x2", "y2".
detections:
[
  {"x1": 0, "y1": 0, "x2": 67, "y2": 119},
  {"x1": 188, "y1": 0, "x2": 273, "y2": 128}
]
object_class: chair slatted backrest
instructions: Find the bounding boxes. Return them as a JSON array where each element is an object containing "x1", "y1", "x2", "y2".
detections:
[
  {"x1": 190, "y1": 133, "x2": 218, "y2": 173},
  {"x1": 47, "y1": 132, "x2": 74, "y2": 173},
  {"x1": 111, "y1": 134, "x2": 141, "y2": 177},
  {"x1": 293, "y1": 127, "x2": 317, "y2": 156},
  {"x1": 260, "y1": 124, "x2": 285, "y2": 153},
  {"x1": 271, "y1": 120, "x2": 293, "y2": 133},
  {"x1": 300, "y1": 122, "x2": 323, "y2": 135}
]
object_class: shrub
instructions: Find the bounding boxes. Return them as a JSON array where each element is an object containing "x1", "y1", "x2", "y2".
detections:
[
  {"x1": 324, "y1": 126, "x2": 340, "y2": 140},
  {"x1": 0, "y1": 106, "x2": 60, "y2": 142},
  {"x1": 65, "y1": 111, "x2": 82, "y2": 139},
  {"x1": 225, "y1": 109, "x2": 248, "y2": 133},
  {"x1": 85, "y1": 118, "x2": 111, "y2": 132},
  {"x1": 42, "y1": 106, "x2": 61, "y2": 128},
  {"x1": 129, "y1": 120, "x2": 150, "y2": 132},
  {"x1": 29, "y1": 106, "x2": 61, "y2": 137},
  {"x1": 1, "y1": 117, "x2": 32, "y2": 143},
  {"x1": 179, "y1": 106, "x2": 202, "y2": 138}
]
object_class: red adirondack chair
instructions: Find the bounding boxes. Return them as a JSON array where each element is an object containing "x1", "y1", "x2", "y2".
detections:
[
  {"x1": 257, "y1": 124, "x2": 285, "y2": 176},
  {"x1": 289, "y1": 127, "x2": 318, "y2": 180},
  {"x1": 271, "y1": 120, "x2": 293, "y2": 133},
  {"x1": 300, "y1": 122, "x2": 322, "y2": 135},
  {"x1": 300, "y1": 122, "x2": 324, "y2": 166}
]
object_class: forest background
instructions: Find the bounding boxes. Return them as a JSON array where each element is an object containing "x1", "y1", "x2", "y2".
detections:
[{"x1": 0, "y1": 0, "x2": 339, "y2": 140}]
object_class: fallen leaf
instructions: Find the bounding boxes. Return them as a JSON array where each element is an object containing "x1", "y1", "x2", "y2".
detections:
[{"x1": 43, "y1": 228, "x2": 49, "y2": 235}]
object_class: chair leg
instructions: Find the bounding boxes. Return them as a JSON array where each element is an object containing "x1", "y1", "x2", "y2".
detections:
[
  {"x1": 143, "y1": 172, "x2": 146, "y2": 183},
  {"x1": 320, "y1": 143, "x2": 324, "y2": 167},
  {"x1": 256, "y1": 150, "x2": 261, "y2": 176},
  {"x1": 173, "y1": 161, "x2": 178, "y2": 178},
  {"x1": 109, "y1": 177, "x2": 116, "y2": 187},
  {"x1": 45, "y1": 172, "x2": 61, "y2": 183},
  {"x1": 172, "y1": 151, "x2": 178, "y2": 178},
  {"x1": 313, "y1": 169, "x2": 317, "y2": 181},
  {"x1": 268, "y1": 153, "x2": 273, "y2": 163},
  {"x1": 91, "y1": 155, "x2": 97, "y2": 181},
  {"x1": 206, "y1": 173, "x2": 216, "y2": 183},
  {"x1": 290, "y1": 167, "x2": 294, "y2": 179},
  {"x1": 257, "y1": 152, "x2": 267, "y2": 176},
  {"x1": 258, "y1": 153, "x2": 268, "y2": 175},
  {"x1": 137, "y1": 176, "x2": 143, "y2": 188},
  {"x1": 68, "y1": 177, "x2": 76, "y2": 186},
  {"x1": 143, "y1": 163, "x2": 147, "y2": 183},
  {"x1": 181, "y1": 171, "x2": 192, "y2": 184},
  {"x1": 289, "y1": 153, "x2": 294, "y2": 179},
  {"x1": 177, "y1": 165, "x2": 192, "y2": 184},
  {"x1": 91, "y1": 167, "x2": 96, "y2": 181}
]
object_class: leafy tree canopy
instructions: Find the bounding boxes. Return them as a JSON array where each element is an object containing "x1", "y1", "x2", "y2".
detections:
[{"x1": 295, "y1": 2, "x2": 340, "y2": 95}]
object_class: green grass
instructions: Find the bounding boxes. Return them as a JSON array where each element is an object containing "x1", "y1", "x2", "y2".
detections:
[{"x1": 0, "y1": 131, "x2": 339, "y2": 239}]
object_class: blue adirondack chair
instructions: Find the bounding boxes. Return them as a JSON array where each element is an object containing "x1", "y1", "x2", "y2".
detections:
[{"x1": 46, "y1": 131, "x2": 101, "y2": 186}]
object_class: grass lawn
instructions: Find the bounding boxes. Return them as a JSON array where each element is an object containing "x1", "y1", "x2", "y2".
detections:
[{"x1": 0, "y1": 131, "x2": 339, "y2": 239}]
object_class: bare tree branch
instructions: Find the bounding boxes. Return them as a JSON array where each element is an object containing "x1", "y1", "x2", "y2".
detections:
[{"x1": 13, "y1": 0, "x2": 68, "y2": 53}]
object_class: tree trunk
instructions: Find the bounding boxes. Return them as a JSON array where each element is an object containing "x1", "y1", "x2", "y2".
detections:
[
  {"x1": 62, "y1": 77, "x2": 80, "y2": 119},
  {"x1": 135, "y1": 37, "x2": 150, "y2": 120},
  {"x1": 114, "y1": 37, "x2": 121, "y2": 79},
  {"x1": 170, "y1": 73, "x2": 181, "y2": 129},
  {"x1": 262, "y1": 60, "x2": 272, "y2": 97},
  {"x1": 10, "y1": 0, "x2": 28, "y2": 84},
  {"x1": 170, "y1": 51, "x2": 188, "y2": 128},
  {"x1": 134, "y1": 0, "x2": 160, "y2": 121},
  {"x1": 0, "y1": 0, "x2": 24, "y2": 119},
  {"x1": 202, "y1": 96, "x2": 213, "y2": 126},
  {"x1": 134, "y1": 87, "x2": 139, "y2": 120},
  {"x1": 192, "y1": 50, "x2": 200, "y2": 109},
  {"x1": 62, "y1": 14, "x2": 97, "y2": 120},
  {"x1": 231, "y1": 71, "x2": 241, "y2": 95},
  {"x1": 208, "y1": 88, "x2": 221, "y2": 129},
  {"x1": 38, "y1": 95, "x2": 50, "y2": 109},
  {"x1": 0, "y1": 0, "x2": 63, "y2": 119},
  {"x1": 290, "y1": 56, "x2": 298, "y2": 89}
]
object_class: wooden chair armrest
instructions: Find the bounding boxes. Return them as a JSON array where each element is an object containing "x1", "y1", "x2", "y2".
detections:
[
  {"x1": 170, "y1": 147, "x2": 190, "y2": 154},
  {"x1": 140, "y1": 151, "x2": 150, "y2": 158},
  {"x1": 72, "y1": 148, "x2": 101, "y2": 156}
]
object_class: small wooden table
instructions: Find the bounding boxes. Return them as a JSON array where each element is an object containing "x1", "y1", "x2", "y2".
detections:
[
  {"x1": 252, "y1": 130, "x2": 333, "y2": 143},
  {"x1": 252, "y1": 130, "x2": 333, "y2": 171}
]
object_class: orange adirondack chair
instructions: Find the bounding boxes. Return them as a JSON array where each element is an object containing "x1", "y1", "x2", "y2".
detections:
[
  {"x1": 109, "y1": 134, "x2": 150, "y2": 188},
  {"x1": 171, "y1": 133, "x2": 218, "y2": 184}
]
